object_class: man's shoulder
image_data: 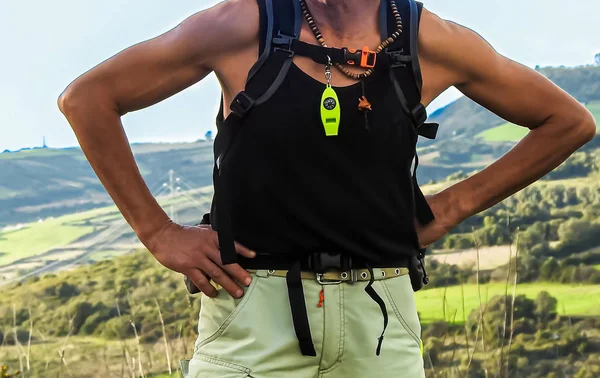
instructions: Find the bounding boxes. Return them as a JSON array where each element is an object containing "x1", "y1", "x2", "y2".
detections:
[
  {"x1": 208, "y1": 0, "x2": 259, "y2": 41},
  {"x1": 416, "y1": 7, "x2": 486, "y2": 80},
  {"x1": 175, "y1": 0, "x2": 260, "y2": 71}
]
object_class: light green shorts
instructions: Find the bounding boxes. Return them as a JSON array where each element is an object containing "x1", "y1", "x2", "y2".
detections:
[{"x1": 181, "y1": 269, "x2": 425, "y2": 378}]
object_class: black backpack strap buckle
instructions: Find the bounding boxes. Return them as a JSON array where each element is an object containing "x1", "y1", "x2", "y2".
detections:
[
  {"x1": 411, "y1": 103, "x2": 439, "y2": 139},
  {"x1": 386, "y1": 50, "x2": 412, "y2": 68},
  {"x1": 230, "y1": 91, "x2": 255, "y2": 117},
  {"x1": 309, "y1": 252, "x2": 353, "y2": 273},
  {"x1": 272, "y1": 31, "x2": 297, "y2": 57},
  {"x1": 411, "y1": 103, "x2": 428, "y2": 126},
  {"x1": 342, "y1": 48, "x2": 362, "y2": 66}
]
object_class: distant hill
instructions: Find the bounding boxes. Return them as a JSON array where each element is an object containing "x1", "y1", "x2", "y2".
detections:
[
  {"x1": 429, "y1": 65, "x2": 600, "y2": 139},
  {"x1": 0, "y1": 142, "x2": 214, "y2": 227}
]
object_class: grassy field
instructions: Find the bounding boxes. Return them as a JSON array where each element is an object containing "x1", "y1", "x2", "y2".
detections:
[
  {"x1": 415, "y1": 282, "x2": 600, "y2": 324},
  {"x1": 431, "y1": 245, "x2": 514, "y2": 270},
  {"x1": 477, "y1": 101, "x2": 600, "y2": 142},
  {"x1": 0, "y1": 219, "x2": 94, "y2": 265},
  {"x1": 0, "y1": 335, "x2": 192, "y2": 378},
  {"x1": 0, "y1": 188, "x2": 213, "y2": 267},
  {"x1": 0, "y1": 205, "x2": 122, "y2": 265}
]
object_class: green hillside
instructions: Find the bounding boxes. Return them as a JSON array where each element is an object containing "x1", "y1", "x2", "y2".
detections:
[
  {"x1": 0, "y1": 187, "x2": 213, "y2": 285},
  {"x1": 0, "y1": 141, "x2": 214, "y2": 227},
  {"x1": 477, "y1": 100, "x2": 600, "y2": 142},
  {"x1": 417, "y1": 282, "x2": 600, "y2": 324},
  {"x1": 429, "y1": 65, "x2": 600, "y2": 140}
]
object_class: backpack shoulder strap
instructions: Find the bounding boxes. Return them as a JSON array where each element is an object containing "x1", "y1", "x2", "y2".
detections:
[
  {"x1": 213, "y1": 0, "x2": 301, "y2": 265},
  {"x1": 383, "y1": 0, "x2": 436, "y2": 227},
  {"x1": 384, "y1": 0, "x2": 439, "y2": 140},
  {"x1": 214, "y1": 0, "x2": 300, "y2": 169}
]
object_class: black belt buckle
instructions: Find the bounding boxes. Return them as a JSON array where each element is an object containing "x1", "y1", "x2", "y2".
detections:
[{"x1": 309, "y1": 252, "x2": 352, "y2": 273}]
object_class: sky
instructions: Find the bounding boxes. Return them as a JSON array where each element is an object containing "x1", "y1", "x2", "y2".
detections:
[{"x1": 0, "y1": 0, "x2": 598, "y2": 151}]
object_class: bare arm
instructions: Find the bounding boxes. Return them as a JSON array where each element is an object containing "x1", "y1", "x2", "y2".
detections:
[
  {"x1": 417, "y1": 9, "x2": 597, "y2": 245},
  {"x1": 58, "y1": 0, "x2": 259, "y2": 297}
]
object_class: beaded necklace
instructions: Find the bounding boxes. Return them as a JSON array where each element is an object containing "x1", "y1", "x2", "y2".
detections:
[{"x1": 299, "y1": 0, "x2": 403, "y2": 80}]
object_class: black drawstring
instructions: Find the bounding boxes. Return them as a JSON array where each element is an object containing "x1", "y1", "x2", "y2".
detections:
[{"x1": 364, "y1": 265, "x2": 388, "y2": 356}]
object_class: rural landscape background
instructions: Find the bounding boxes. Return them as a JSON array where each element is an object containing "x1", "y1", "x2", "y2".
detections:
[{"x1": 1, "y1": 62, "x2": 599, "y2": 377}]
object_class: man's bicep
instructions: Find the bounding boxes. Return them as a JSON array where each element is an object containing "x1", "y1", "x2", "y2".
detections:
[
  {"x1": 62, "y1": 0, "x2": 258, "y2": 115},
  {"x1": 454, "y1": 43, "x2": 571, "y2": 130},
  {"x1": 420, "y1": 9, "x2": 581, "y2": 130}
]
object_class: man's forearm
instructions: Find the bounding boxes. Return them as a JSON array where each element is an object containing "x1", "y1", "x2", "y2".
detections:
[
  {"x1": 58, "y1": 87, "x2": 170, "y2": 244},
  {"x1": 442, "y1": 116, "x2": 596, "y2": 225}
]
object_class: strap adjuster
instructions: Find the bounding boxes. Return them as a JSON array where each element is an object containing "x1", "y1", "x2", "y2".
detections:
[
  {"x1": 386, "y1": 50, "x2": 412, "y2": 68},
  {"x1": 272, "y1": 31, "x2": 296, "y2": 58},
  {"x1": 411, "y1": 103, "x2": 428, "y2": 127},
  {"x1": 360, "y1": 46, "x2": 377, "y2": 68},
  {"x1": 230, "y1": 91, "x2": 255, "y2": 117},
  {"x1": 342, "y1": 46, "x2": 377, "y2": 68}
]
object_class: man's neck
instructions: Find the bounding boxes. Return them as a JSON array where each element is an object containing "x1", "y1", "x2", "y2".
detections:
[{"x1": 305, "y1": 0, "x2": 382, "y2": 42}]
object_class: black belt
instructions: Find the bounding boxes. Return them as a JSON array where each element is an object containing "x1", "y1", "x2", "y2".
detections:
[{"x1": 241, "y1": 252, "x2": 411, "y2": 357}]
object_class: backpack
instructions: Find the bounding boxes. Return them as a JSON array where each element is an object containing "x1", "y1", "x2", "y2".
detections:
[{"x1": 191, "y1": 0, "x2": 439, "y2": 294}]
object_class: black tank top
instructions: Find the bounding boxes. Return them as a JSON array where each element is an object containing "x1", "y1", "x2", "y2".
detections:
[{"x1": 217, "y1": 60, "x2": 421, "y2": 263}]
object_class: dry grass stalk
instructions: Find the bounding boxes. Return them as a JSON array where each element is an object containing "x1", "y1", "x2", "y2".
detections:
[
  {"x1": 121, "y1": 342, "x2": 135, "y2": 378},
  {"x1": 442, "y1": 287, "x2": 448, "y2": 322},
  {"x1": 127, "y1": 292, "x2": 145, "y2": 378},
  {"x1": 115, "y1": 296, "x2": 135, "y2": 378},
  {"x1": 466, "y1": 292, "x2": 481, "y2": 370},
  {"x1": 461, "y1": 281, "x2": 471, "y2": 372},
  {"x1": 36, "y1": 329, "x2": 53, "y2": 372},
  {"x1": 448, "y1": 309, "x2": 461, "y2": 376},
  {"x1": 154, "y1": 298, "x2": 173, "y2": 375},
  {"x1": 116, "y1": 298, "x2": 122, "y2": 317},
  {"x1": 465, "y1": 229, "x2": 482, "y2": 372},
  {"x1": 145, "y1": 349, "x2": 153, "y2": 372},
  {"x1": 57, "y1": 315, "x2": 75, "y2": 378},
  {"x1": 132, "y1": 356, "x2": 137, "y2": 378},
  {"x1": 102, "y1": 345, "x2": 111, "y2": 376},
  {"x1": 498, "y1": 215, "x2": 513, "y2": 375},
  {"x1": 12, "y1": 304, "x2": 25, "y2": 375},
  {"x1": 473, "y1": 228, "x2": 489, "y2": 378},
  {"x1": 26, "y1": 307, "x2": 32, "y2": 372},
  {"x1": 177, "y1": 323, "x2": 187, "y2": 360},
  {"x1": 506, "y1": 233, "x2": 520, "y2": 378}
]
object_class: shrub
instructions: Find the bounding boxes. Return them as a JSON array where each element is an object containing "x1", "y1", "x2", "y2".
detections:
[
  {"x1": 534, "y1": 291, "x2": 558, "y2": 327},
  {"x1": 55, "y1": 282, "x2": 80, "y2": 301},
  {"x1": 422, "y1": 321, "x2": 450, "y2": 339},
  {"x1": 80, "y1": 310, "x2": 115, "y2": 335},
  {"x1": 100, "y1": 317, "x2": 139, "y2": 340}
]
